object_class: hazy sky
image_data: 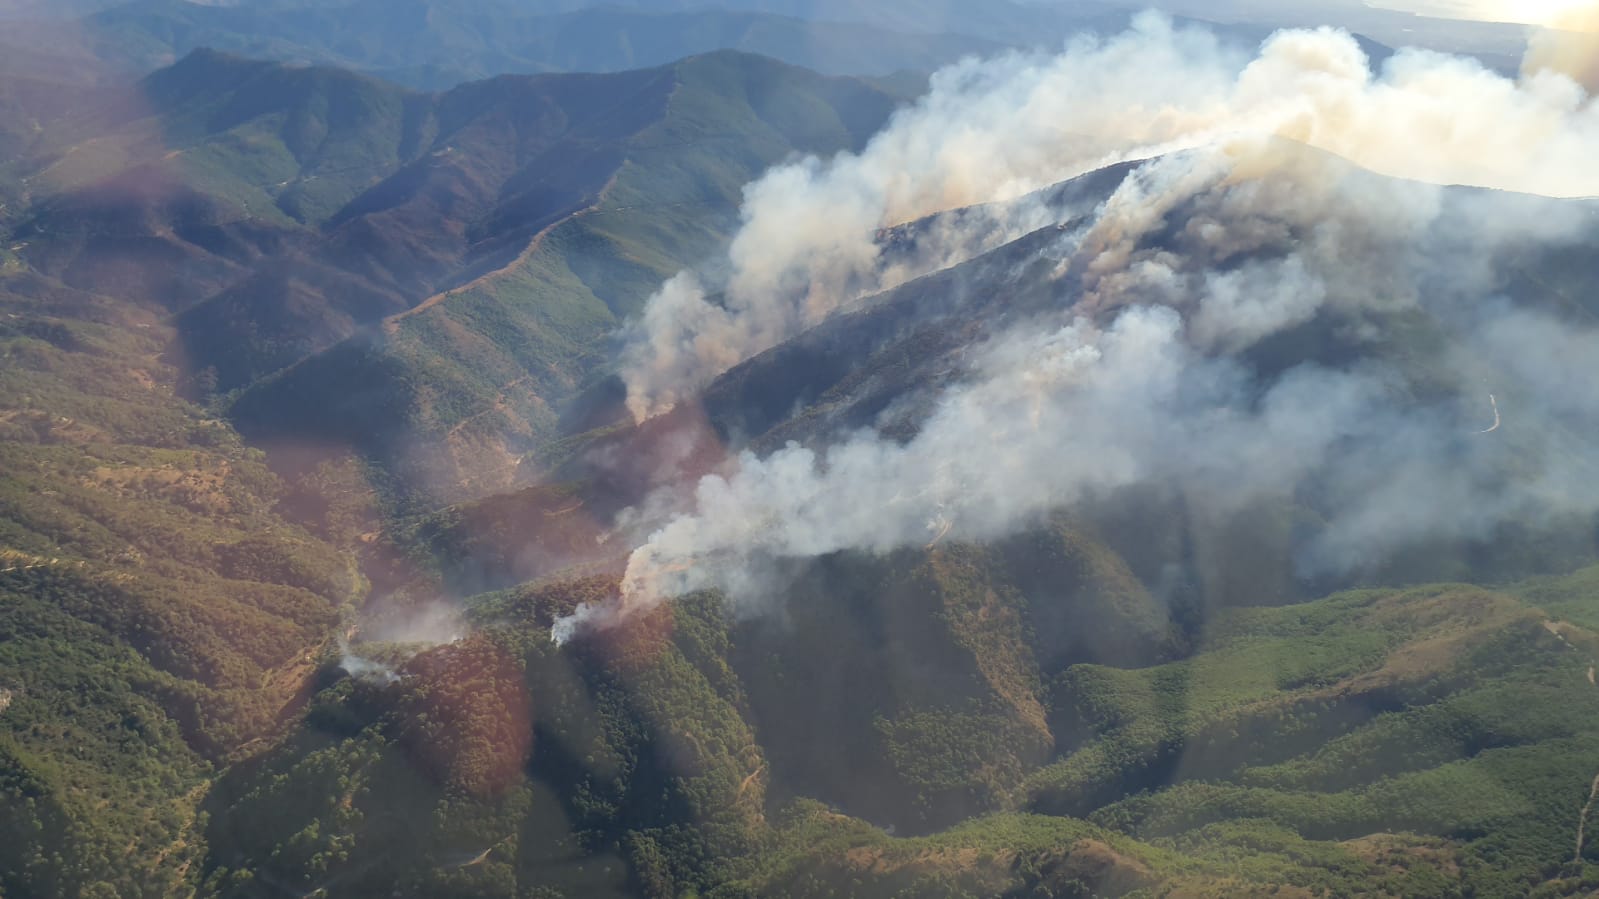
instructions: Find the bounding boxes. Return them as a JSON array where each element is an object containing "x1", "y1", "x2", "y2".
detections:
[{"x1": 1366, "y1": 0, "x2": 1592, "y2": 25}]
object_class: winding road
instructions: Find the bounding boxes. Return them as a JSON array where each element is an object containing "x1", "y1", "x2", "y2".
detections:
[{"x1": 1545, "y1": 620, "x2": 1599, "y2": 865}]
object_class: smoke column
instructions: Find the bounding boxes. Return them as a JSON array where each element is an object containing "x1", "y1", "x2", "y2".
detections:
[
  {"x1": 621, "y1": 11, "x2": 1599, "y2": 424},
  {"x1": 557, "y1": 10, "x2": 1599, "y2": 642}
]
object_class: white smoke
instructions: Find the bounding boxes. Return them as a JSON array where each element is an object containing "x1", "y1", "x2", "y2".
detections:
[
  {"x1": 621, "y1": 12, "x2": 1599, "y2": 423},
  {"x1": 556, "y1": 12, "x2": 1599, "y2": 641},
  {"x1": 337, "y1": 638, "x2": 401, "y2": 686},
  {"x1": 1524, "y1": 3, "x2": 1599, "y2": 91},
  {"x1": 339, "y1": 599, "x2": 469, "y2": 681},
  {"x1": 359, "y1": 598, "x2": 468, "y2": 646}
]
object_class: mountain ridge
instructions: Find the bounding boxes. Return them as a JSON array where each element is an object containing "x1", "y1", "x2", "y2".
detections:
[{"x1": 0, "y1": 0, "x2": 1007, "y2": 90}]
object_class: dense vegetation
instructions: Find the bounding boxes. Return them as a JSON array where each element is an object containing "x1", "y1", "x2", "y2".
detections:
[
  {"x1": 0, "y1": 47, "x2": 914, "y2": 509},
  {"x1": 222, "y1": 48, "x2": 910, "y2": 506},
  {"x1": 0, "y1": 271, "x2": 361, "y2": 896},
  {"x1": 153, "y1": 545, "x2": 1599, "y2": 898}
]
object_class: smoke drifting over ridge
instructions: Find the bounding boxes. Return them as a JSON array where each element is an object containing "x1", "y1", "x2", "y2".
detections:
[
  {"x1": 557, "y1": 10, "x2": 1599, "y2": 642},
  {"x1": 622, "y1": 12, "x2": 1599, "y2": 423}
]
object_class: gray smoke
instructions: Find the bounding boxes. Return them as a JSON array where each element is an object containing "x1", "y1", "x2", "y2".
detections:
[
  {"x1": 340, "y1": 599, "x2": 468, "y2": 682},
  {"x1": 556, "y1": 14, "x2": 1599, "y2": 641},
  {"x1": 337, "y1": 638, "x2": 401, "y2": 686},
  {"x1": 620, "y1": 13, "x2": 1599, "y2": 424}
]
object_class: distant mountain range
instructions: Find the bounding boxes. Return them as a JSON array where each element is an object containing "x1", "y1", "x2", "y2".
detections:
[
  {"x1": 0, "y1": 0, "x2": 1528, "y2": 92},
  {"x1": 0, "y1": 0, "x2": 1125, "y2": 90},
  {"x1": 49, "y1": 0, "x2": 1011, "y2": 87}
]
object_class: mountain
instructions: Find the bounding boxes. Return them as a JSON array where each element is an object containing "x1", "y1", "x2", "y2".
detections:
[
  {"x1": 0, "y1": 0, "x2": 1413, "y2": 94},
  {"x1": 216, "y1": 50, "x2": 911, "y2": 502},
  {"x1": 202, "y1": 142, "x2": 1599, "y2": 897},
  {"x1": 0, "y1": 48, "x2": 915, "y2": 506},
  {"x1": 0, "y1": 269, "x2": 363, "y2": 898},
  {"x1": 575, "y1": 0, "x2": 1128, "y2": 45},
  {"x1": 131, "y1": 143, "x2": 1599, "y2": 897},
  {"x1": 5, "y1": 20, "x2": 1599, "y2": 899},
  {"x1": 180, "y1": 505, "x2": 1599, "y2": 897},
  {"x1": 0, "y1": 47, "x2": 906, "y2": 897},
  {"x1": 5, "y1": 0, "x2": 1004, "y2": 89}
]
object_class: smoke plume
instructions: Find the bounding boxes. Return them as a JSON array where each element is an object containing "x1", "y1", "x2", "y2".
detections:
[
  {"x1": 621, "y1": 12, "x2": 1599, "y2": 423},
  {"x1": 1524, "y1": 3, "x2": 1599, "y2": 90},
  {"x1": 337, "y1": 638, "x2": 402, "y2": 685},
  {"x1": 340, "y1": 599, "x2": 469, "y2": 682},
  {"x1": 560, "y1": 12, "x2": 1599, "y2": 641}
]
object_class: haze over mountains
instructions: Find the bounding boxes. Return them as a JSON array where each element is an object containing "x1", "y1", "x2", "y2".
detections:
[
  {"x1": 28, "y1": 1, "x2": 1006, "y2": 87},
  {"x1": 5, "y1": 1, "x2": 1599, "y2": 898},
  {"x1": 0, "y1": 0, "x2": 1082, "y2": 89},
  {"x1": 0, "y1": 0, "x2": 1537, "y2": 89}
]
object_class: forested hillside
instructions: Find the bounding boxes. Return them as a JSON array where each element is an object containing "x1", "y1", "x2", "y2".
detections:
[
  {"x1": 0, "y1": 49, "x2": 912, "y2": 508},
  {"x1": 183, "y1": 543, "x2": 1599, "y2": 897},
  {"x1": 0, "y1": 51, "x2": 915, "y2": 895},
  {"x1": 0, "y1": 266, "x2": 360, "y2": 898},
  {"x1": 227, "y1": 50, "x2": 910, "y2": 503},
  {"x1": 168, "y1": 146, "x2": 1599, "y2": 896}
]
